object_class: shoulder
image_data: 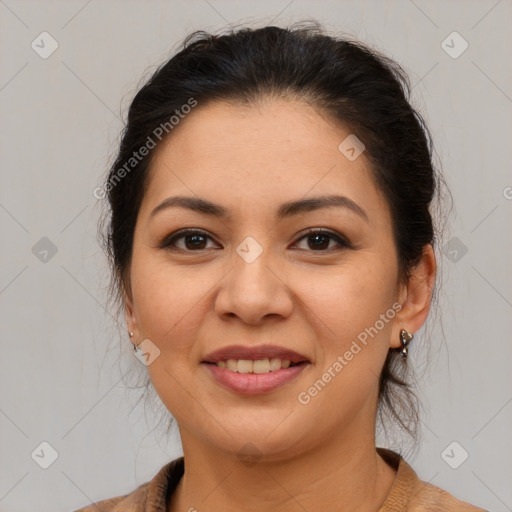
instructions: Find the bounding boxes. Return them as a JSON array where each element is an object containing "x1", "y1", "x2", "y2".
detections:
[
  {"x1": 377, "y1": 448, "x2": 488, "y2": 512},
  {"x1": 71, "y1": 457, "x2": 184, "y2": 512},
  {"x1": 71, "y1": 481, "x2": 150, "y2": 512},
  {"x1": 408, "y1": 478, "x2": 488, "y2": 512}
]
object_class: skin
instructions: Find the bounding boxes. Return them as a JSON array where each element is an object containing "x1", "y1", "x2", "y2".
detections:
[{"x1": 124, "y1": 97, "x2": 437, "y2": 512}]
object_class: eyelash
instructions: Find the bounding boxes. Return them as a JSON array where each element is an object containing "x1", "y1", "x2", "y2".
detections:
[{"x1": 158, "y1": 228, "x2": 352, "y2": 253}]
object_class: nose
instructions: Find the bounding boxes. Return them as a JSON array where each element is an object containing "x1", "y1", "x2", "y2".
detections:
[{"x1": 214, "y1": 243, "x2": 293, "y2": 325}]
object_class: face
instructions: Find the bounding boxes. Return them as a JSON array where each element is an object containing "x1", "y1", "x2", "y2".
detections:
[{"x1": 125, "y1": 98, "x2": 409, "y2": 461}]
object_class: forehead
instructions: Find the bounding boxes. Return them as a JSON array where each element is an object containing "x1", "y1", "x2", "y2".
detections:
[
  {"x1": 152, "y1": 97, "x2": 353, "y2": 170},
  {"x1": 141, "y1": 98, "x2": 390, "y2": 226}
]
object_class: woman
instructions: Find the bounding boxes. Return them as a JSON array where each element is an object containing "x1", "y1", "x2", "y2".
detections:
[{"x1": 76, "y1": 22, "x2": 487, "y2": 512}]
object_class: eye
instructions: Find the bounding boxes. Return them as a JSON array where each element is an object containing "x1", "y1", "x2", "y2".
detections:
[
  {"x1": 159, "y1": 229, "x2": 219, "y2": 251},
  {"x1": 159, "y1": 228, "x2": 351, "y2": 253},
  {"x1": 293, "y1": 229, "x2": 352, "y2": 252}
]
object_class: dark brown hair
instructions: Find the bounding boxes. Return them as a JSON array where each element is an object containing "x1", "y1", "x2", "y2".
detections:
[{"x1": 98, "y1": 21, "x2": 446, "y2": 445}]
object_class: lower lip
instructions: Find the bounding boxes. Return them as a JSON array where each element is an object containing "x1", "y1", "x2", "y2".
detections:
[{"x1": 202, "y1": 362, "x2": 309, "y2": 394}]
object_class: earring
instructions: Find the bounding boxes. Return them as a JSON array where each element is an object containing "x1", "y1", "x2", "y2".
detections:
[
  {"x1": 129, "y1": 332, "x2": 142, "y2": 354},
  {"x1": 399, "y1": 329, "x2": 413, "y2": 359}
]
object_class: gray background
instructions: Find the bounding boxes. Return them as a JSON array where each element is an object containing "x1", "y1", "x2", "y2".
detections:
[{"x1": 1, "y1": 1, "x2": 511, "y2": 511}]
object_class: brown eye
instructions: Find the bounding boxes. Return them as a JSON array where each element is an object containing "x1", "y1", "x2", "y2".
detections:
[
  {"x1": 293, "y1": 229, "x2": 352, "y2": 252},
  {"x1": 159, "y1": 229, "x2": 218, "y2": 251}
]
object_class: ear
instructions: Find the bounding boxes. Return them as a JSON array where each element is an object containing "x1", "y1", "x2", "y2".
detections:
[
  {"x1": 389, "y1": 244, "x2": 437, "y2": 349},
  {"x1": 123, "y1": 286, "x2": 139, "y2": 343}
]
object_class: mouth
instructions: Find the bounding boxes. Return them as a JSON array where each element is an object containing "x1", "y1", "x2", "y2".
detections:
[
  {"x1": 201, "y1": 344, "x2": 311, "y2": 394},
  {"x1": 202, "y1": 358, "x2": 306, "y2": 374},
  {"x1": 202, "y1": 344, "x2": 310, "y2": 370}
]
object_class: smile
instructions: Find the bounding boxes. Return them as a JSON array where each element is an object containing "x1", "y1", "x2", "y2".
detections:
[
  {"x1": 213, "y1": 358, "x2": 299, "y2": 373},
  {"x1": 202, "y1": 360, "x2": 310, "y2": 394}
]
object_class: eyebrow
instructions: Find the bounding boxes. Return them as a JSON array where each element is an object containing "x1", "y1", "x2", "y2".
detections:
[{"x1": 150, "y1": 194, "x2": 369, "y2": 223}]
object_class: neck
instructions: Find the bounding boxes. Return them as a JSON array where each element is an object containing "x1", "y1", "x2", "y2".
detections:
[{"x1": 168, "y1": 420, "x2": 396, "y2": 512}]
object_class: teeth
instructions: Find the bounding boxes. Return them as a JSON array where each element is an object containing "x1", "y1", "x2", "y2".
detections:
[
  {"x1": 219, "y1": 358, "x2": 293, "y2": 373},
  {"x1": 226, "y1": 359, "x2": 238, "y2": 371},
  {"x1": 237, "y1": 359, "x2": 253, "y2": 373},
  {"x1": 253, "y1": 359, "x2": 270, "y2": 374}
]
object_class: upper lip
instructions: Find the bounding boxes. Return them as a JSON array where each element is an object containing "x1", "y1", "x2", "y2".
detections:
[{"x1": 202, "y1": 344, "x2": 310, "y2": 364}]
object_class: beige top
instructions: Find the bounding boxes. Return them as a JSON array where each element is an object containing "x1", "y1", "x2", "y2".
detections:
[{"x1": 73, "y1": 448, "x2": 488, "y2": 511}]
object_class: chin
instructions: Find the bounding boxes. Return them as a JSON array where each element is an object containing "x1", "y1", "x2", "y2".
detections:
[{"x1": 203, "y1": 418, "x2": 310, "y2": 461}]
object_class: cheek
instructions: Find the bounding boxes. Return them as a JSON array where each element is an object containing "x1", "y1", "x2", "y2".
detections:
[
  {"x1": 297, "y1": 259, "x2": 398, "y2": 412},
  {"x1": 295, "y1": 265, "x2": 396, "y2": 422},
  {"x1": 131, "y1": 252, "x2": 206, "y2": 333},
  {"x1": 303, "y1": 259, "x2": 396, "y2": 339},
  {"x1": 130, "y1": 257, "x2": 210, "y2": 419}
]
